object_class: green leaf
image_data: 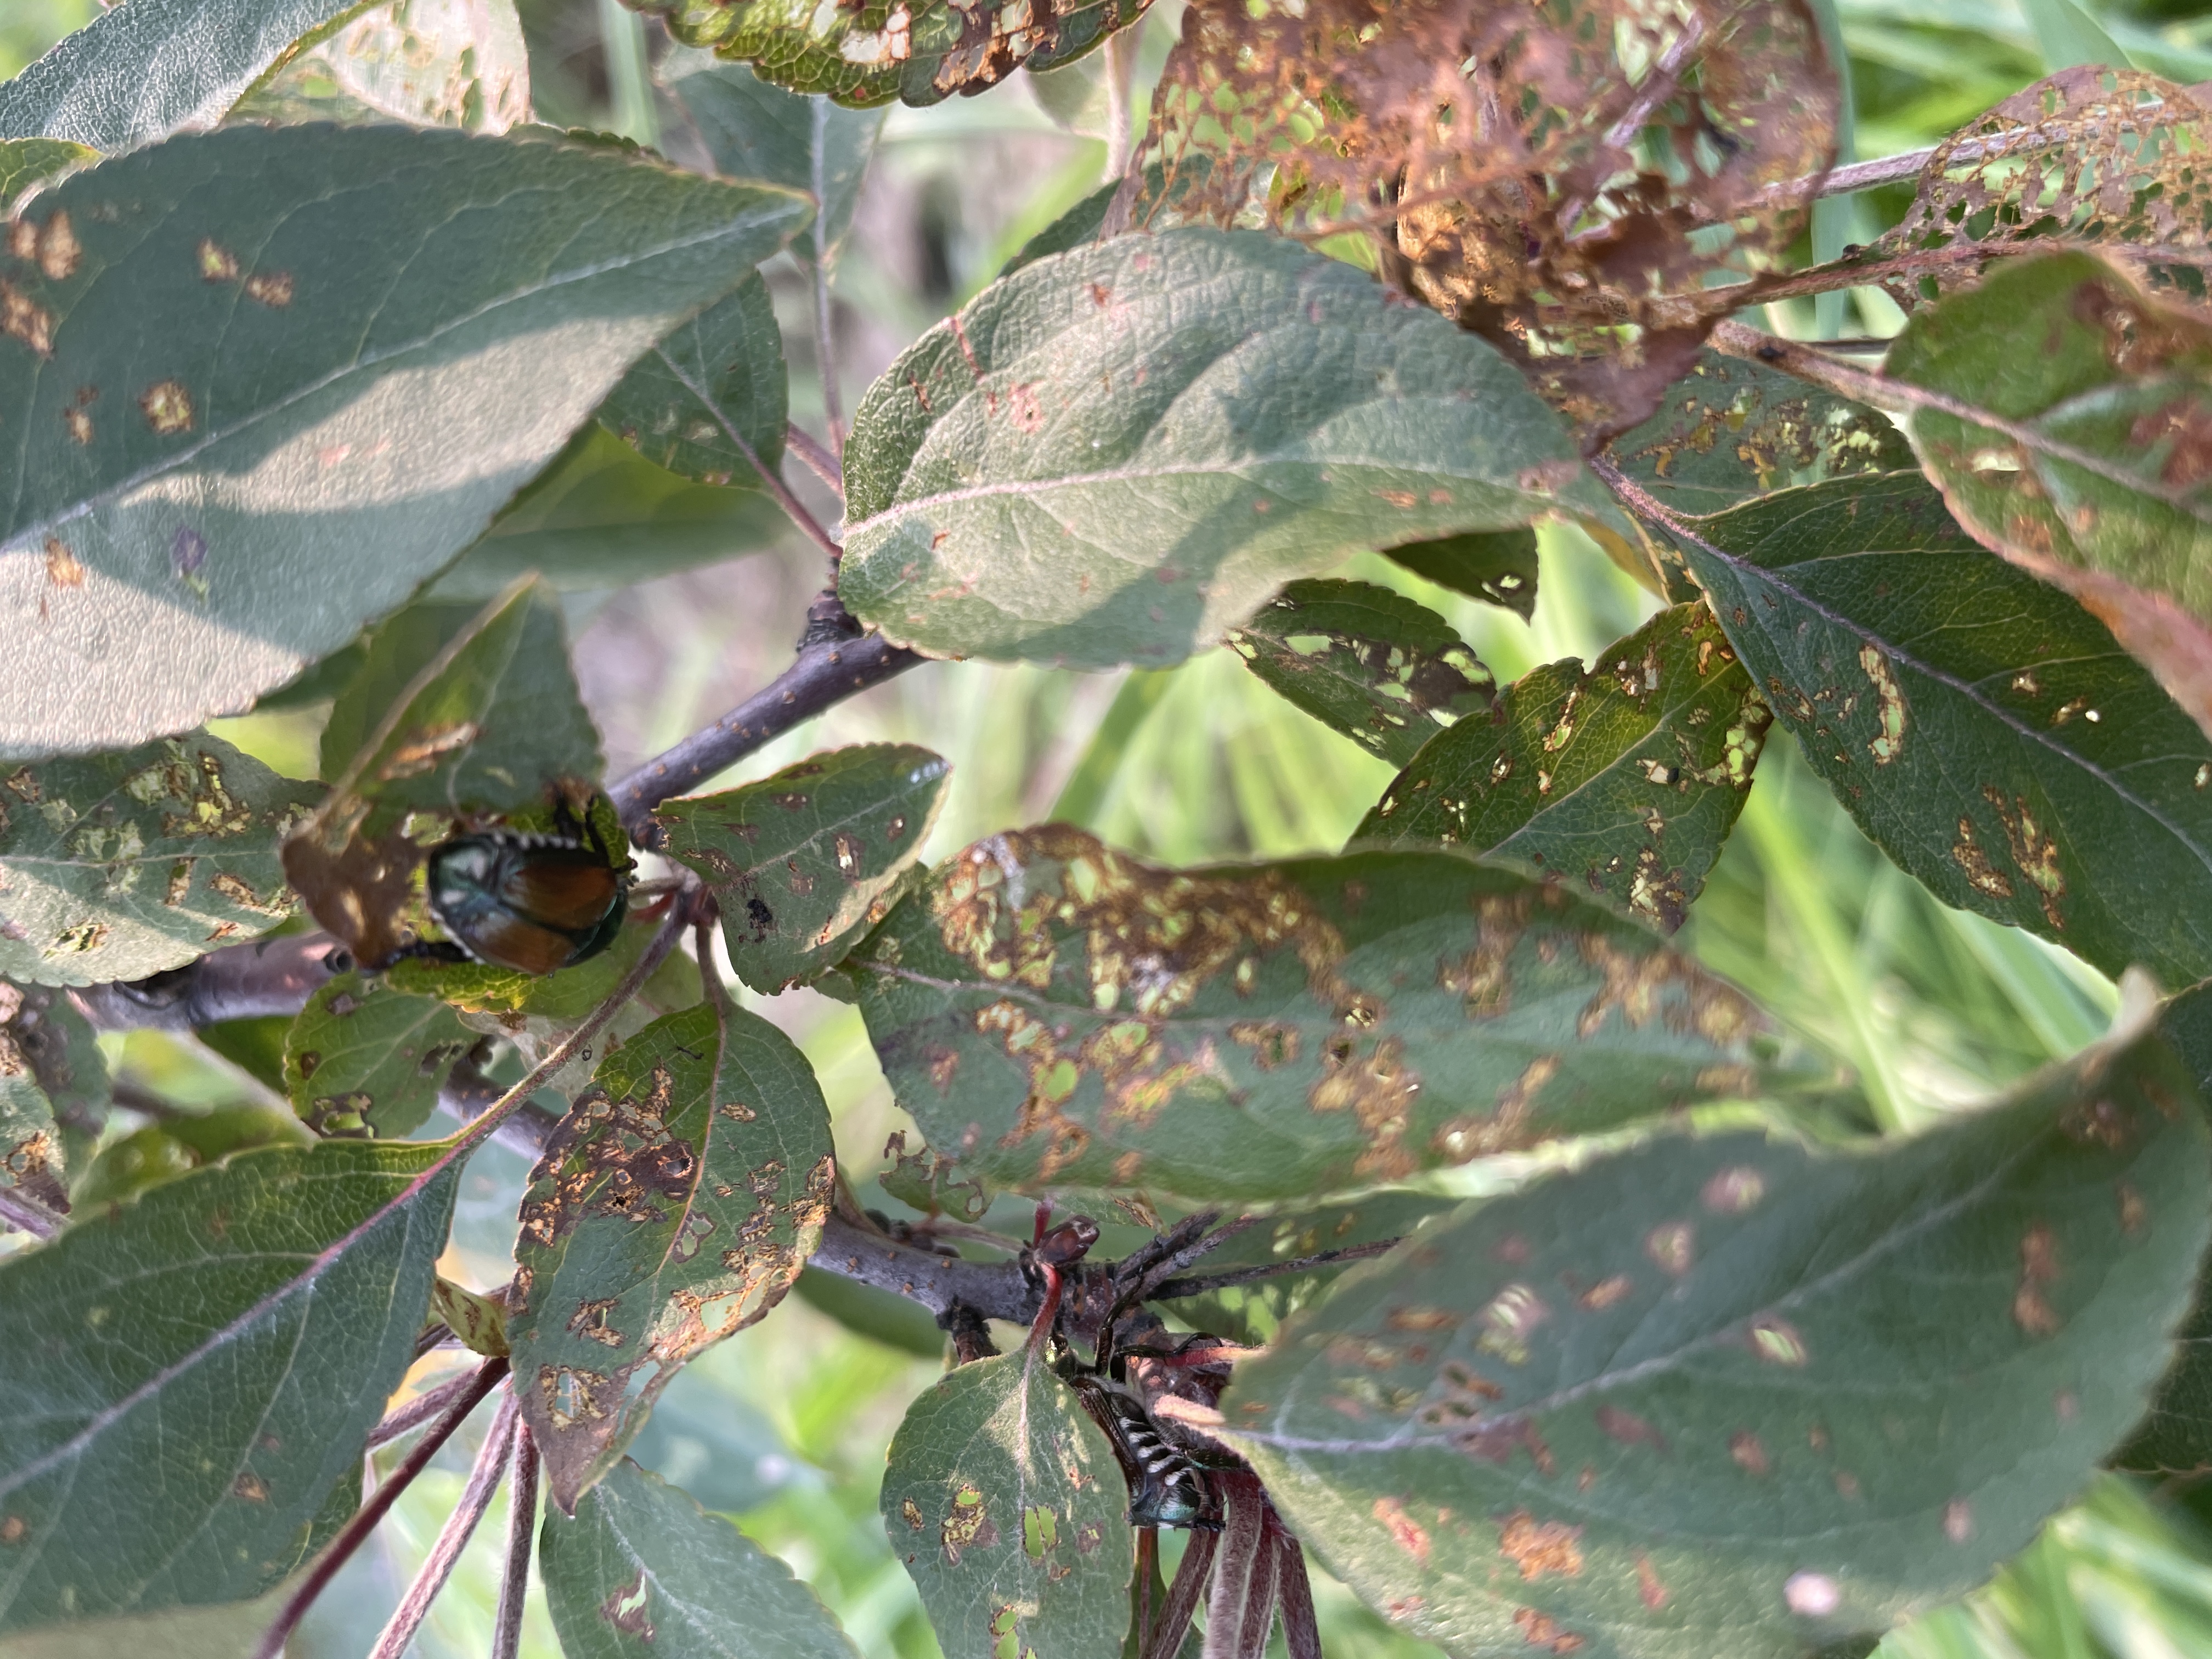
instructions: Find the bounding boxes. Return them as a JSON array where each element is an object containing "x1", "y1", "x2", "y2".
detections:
[
  {"x1": 594, "y1": 273, "x2": 788, "y2": 489},
  {"x1": 1669, "y1": 471, "x2": 2212, "y2": 988},
  {"x1": 1226, "y1": 579, "x2": 1494, "y2": 768},
  {"x1": 430, "y1": 1273, "x2": 509, "y2": 1355},
  {"x1": 509, "y1": 999, "x2": 835, "y2": 1513},
  {"x1": 839, "y1": 228, "x2": 1597, "y2": 672},
  {"x1": 0, "y1": 1066, "x2": 61, "y2": 1214},
  {"x1": 792, "y1": 1265, "x2": 947, "y2": 1358},
  {"x1": 228, "y1": 0, "x2": 533, "y2": 133},
  {"x1": 879, "y1": 1350, "x2": 1135, "y2": 1659},
  {"x1": 0, "y1": 1137, "x2": 459, "y2": 1633},
  {"x1": 1605, "y1": 349, "x2": 1915, "y2": 517},
  {"x1": 0, "y1": 733, "x2": 317, "y2": 988},
  {"x1": 428, "y1": 422, "x2": 793, "y2": 602},
  {"x1": 282, "y1": 972, "x2": 479, "y2": 1139},
  {"x1": 0, "y1": 123, "x2": 809, "y2": 755},
  {"x1": 0, "y1": 981, "x2": 109, "y2": 1153},
  {"x1": 622, "y1": 0, "x2": 1149, "y2": 109},
  {"x1": 70, "y1": 1106, "x2": 311, "y2": 1210},
  {"x1": 1227, "y1": 1017, "x2": 2210, "y2": 1659},
  {"x1": 541, "y1": 1457, "x2": 860, "y2": 1658},
  {"x1": 1158, "y1": 1193, "x2": 1458, "y2": 1347},
  {"x1": 647, "y1": 744, "x2": 952, "y2": 993},
  {"x1": 1381, "y1": 528, "x2": 1539, "y2": 620},
  {"x1": 1887, "y1": 251, "x2": 2212, "y2": 743},
  {"x1": 0, "y1": 0, "x2": 369, "y2": 151},
  {"x1": 661, "y1": 50, "x2": 883, "y2": 266},
  {"x1": 1353, "y1": 606, "x2": 1770, "y2": 933},
  {"x1": 0, "y1": 138, "x2": 94, "y2": 210},
  {"x1": 852, "y1": 826, "x2": 1771, "y2": 1199},
  {"x1": 1000, "y1": 157, "x2": 1216, "y2": 279}
]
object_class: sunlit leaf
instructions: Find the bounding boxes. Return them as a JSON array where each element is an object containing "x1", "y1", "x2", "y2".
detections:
[
  {"x1": 541, "y1": 1458, "x2": 859, "y2": 1658},
  {"x1": 1354, "y1": 606, "x2": 1769, "y2": 933},
  {"x1": 0, "y1": 1139, "x2": 458, "y2": 1633},
  {"x1": 1381, "y1": 528, "x2": 1539, "y2": 620},
  {"x1": 1888, "y1": 251, "x2": 2212, "y2": 746},
  {"x1": 0, "y1": 123, "x2": 809, "y2": 753},
  {"x1": 1229, "y1": 1017, "x2": 2210, "y2": 1659},
  {"x1": 282, "y1": 972, "x2": 479, "y2": 1139},
  {"x1": 0, "y1": 734, "x2": 317, "y2": 988},
  {"x1": 852, "y1": 826, "x2": 1773, "y2": 1199},
  {"x1": 620, "y1": 0, "x2": 1151, "y2": 109},
  {"x1": 0, "y1": 138, "x2": 94, "y2": 209},
  {"x1": 509, "y1": 999, "x2": 835, "y2": 1513},
  {"x1": 70, "y1": 1106, "x2": 311, "y2": 1210},
  {"x1": 1227, "y1": 579, "x2": 1494, "y2": 768},
  {"x1": 879, "y1": 1350, "x2": 1133, "y2": 1659},
  {"x1": 647, "y1": 744, "x2": 950, "y2": 994},
  {"x1": 229, "y1": 0, "x2": 533, "y2": 132},
  {"x1": 1668, "y1": 471, "x2": 2212, "y2": 988},
  {"x1": 839, "y1": 228, "x2": 1598, "y2": 672}
]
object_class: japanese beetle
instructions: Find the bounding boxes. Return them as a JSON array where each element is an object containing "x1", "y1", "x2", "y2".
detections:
[{"x1": 424, "y1": 821, "x2": 628, "y2": 977}]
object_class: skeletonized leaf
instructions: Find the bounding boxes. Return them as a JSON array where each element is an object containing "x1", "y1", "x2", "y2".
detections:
[
  {"x1": 0, "y1": 0, "x2": 366, "y2": 151},
  {"x1": 0, "y1": 1139, "x2": 459, "y2": 1633},
  {"x1": 1382, "y1": 529, "x2": 1539, "y2": 619},
  {"x1": 1669, "y1": 471, "x2": 2212, "y2": 989},
  {"x1": 1353, "y1": 606, "x2": 1769, "y2": 933},
  {"x1": 229, "y1": 0, "x2": 533, "y2": 133},
  {"x1": 0, "y1": 733, "x2": 317, "y2": 988},
  {"x1": 1226, "y1": 579, "x2": 1494, "y2": 768},
  {"x1": 541, "y1": 1458, "x2": 860, "y2": 1658},
  {"x1": 647, "y1": 744, "x2": 951, "y2": 994},
  {"x1": 851, "y1": 826, "x2": 1771, "y2": 1199},
  {"x1": 661, "y1": 50, "x2": 883, "y2": 266},
  {"x1": 0, "y1": 1066, "x2": 61, "y2": 1214},
  {"x1": 839, "y1": 228, "x2": 1598, "y2": 672},
  {"x1": 1228, "y1": 1018, "x2": 2210, "y2": 1659},
  {"x1": 509, "y1": 1000, "x2": 835, "y2": 1513},
  {"x1": 0, "y1": 123, "x2": 809, "y2": 754},
  {"x1": 1604, "y1": 349, "x2": 1915, "y2": 517},
  {"x1": 623, "y1": 0, "x2": 1150, "y2": 109},
  {"x1": 1887, "y1": 251, "x2": 2212, "y2": 744},
  {"x1": 430, "y1": 422, "x2": 792, "y2": 602},
  {"x1": 595, "y1": 273, "x2": 787, "y2": 489},
  {"x1": 879, "y1": 1350, "x2": 1134, "y2": 1659},
  {"x1": 283, "y1": 972, "x2": 480, "y2": 1139}
]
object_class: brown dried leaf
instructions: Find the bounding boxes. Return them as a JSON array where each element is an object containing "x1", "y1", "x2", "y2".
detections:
[
  {"x1": 1142, "y1": 0, "x2": 1839, "y2": 441},
  {"x1": 1876, "y1": 67, "x2": 2212, "y2": 314}
]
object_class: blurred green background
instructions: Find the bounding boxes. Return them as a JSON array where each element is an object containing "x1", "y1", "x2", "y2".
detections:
[{"x1": 7, "y1": 0, "x2": 2212, "y2": 1655}]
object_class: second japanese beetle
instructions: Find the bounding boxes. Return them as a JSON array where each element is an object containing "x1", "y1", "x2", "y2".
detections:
[{"x1": 424, "y1": 820, "x2": 629, "y2": 977}]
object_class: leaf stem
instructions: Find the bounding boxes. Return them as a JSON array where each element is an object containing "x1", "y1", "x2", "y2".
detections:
[
  {"x1": 1151, "y1": 1239, "x2": 1399, "y2": 1301},
  {"x1": 250, "y1": 1356, "x2": 509, "y2": 1659},
  {"x1": 650, "y1": 347, "x2": 843, "y2": 567},
  {"x1": 366, "y1": 1387, "x2": 521, "y2": 1659},
  {"x1": 492, "y1": 1425, "x2": 540, "y2": 1659},
  {"x1": 811, "y1": 99, "x2": 844, "y2": 461},
  {"x1": 369, "y1": 1368, "x2": 486, "y2": 1451},
  {"x1": 786, "y1": 421, "x2": 844, "y2": 495}
]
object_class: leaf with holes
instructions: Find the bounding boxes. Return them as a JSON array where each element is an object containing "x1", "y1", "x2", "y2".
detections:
[
  {"x1": 1888, "y1": 251, "x2": 2212, "y2": 747},
  {"x1": 880, "y1": 1350, "x2": 1133, "y2": 1659},
  {"x1": 594, "y1": 273, "x2": 787, "y2": 490},
  {"x1": 281, "y1": 972, "x2": 479, "y2": 1140},
  {"x1": 1226, "y1": 579, "x2": 1494, "y2": 768},
  {"x1": 0, "y1": 1138, "x2": 458, "y2": 1633},
  {"x1": 541, "y1": 1457, "x2": 860, "y2": 1659},
  {"x1": 1605, "y1": 349, "x2": 1915, "y2": 518},
  {"x1": 0, "y1": 1065, "x2": 62, "y2": 1214},
  {"x1": 1667, "y1": 471, "x2": 2212, "y2": 989},
  {"x1": 430, "y1": 423, "x2": 793, "y2": 602},
  {"x1": 648, "y1": 744, "x2": 950, "y2": 994},
  {"x1": 0, "y1": 0, "x2": 368, "y2": 151},
  {"x1": 851, "y1": 826, "x2": 1774, "y2": 1200},
  {"x1": 229, "y1": 0, "x2": 533, "y2": 133},
  {"x1": 0, "y1": 123, "x2": 809, "y2": 754},
  {"x1": 1, "y1": 978, "x2": 109, "y2": 1160},
  {"x1": 1353, "y1": 607, "x2": 1769, "y2": 933},
  {"x1": 1227, "y1": 1015, "x2": 2210, "y2": 1659},
  {"x1": 838, "y1": 228, "x2": 1599, "y2": 671},
  {"x1": 0, "y1": 733, "x2": 317, "y2": 988},
  {"x1": 623, "y1": 0, "x2": 1150, "y2": 109},
  {"x1": 509, "y1": 999, "x2": 835, "y2": 1513},
  {"x1": 661, "y1": 49, "x2": 882, "y2": 266},
  {"x1": 1382, "y1": 529, "x2": 1539, "y2": 620}
]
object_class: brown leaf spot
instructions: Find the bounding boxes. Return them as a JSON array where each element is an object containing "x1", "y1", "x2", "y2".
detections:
[
  {"x1": 1952, "y1": 818, "x2": 2015, "y2": 898},
  {"x1": 34, "y1": 211, "x2": 78, "y2": 281},
  {"x1": 1982, "y1": 787, "x2": 2067, "y2": 930},
  {"x1": 1578, "y1": 1274, "x2": 1633, "y2": 1311},
  {"x1": 43, "y1": 539, "x2": 83, "y2": 587},
  {"x1": 0, "y1": 1517, "x2": 24, "y2": 1545},
  {"x1": 1477, "y1": 1284, "x2": 1549, "y2": 1365},
  {"x1": 244, "y1": 270, "x2": 294, "y2": 307},
  {"x1": 1595, "y1": 1405, "x2": 1665, "y2": 1452},
  {"x1": 1499, "y1": 1510, "x2": 1583, "y2": 1581},
  {"x1": 1372, "y1": 1497, "x2": 1430, "y2": 1564},
  {"x1": 61, "y1": 405, "x2": 91, "y2": 445},
  {"x1": 230, "y1": 1471, "x2": 269, "y2": 1503},
  {"x1": 1747, "y1": 1316, "x2": 1808, "y2": 1367},
  {"x1": 2119, "y1": 1183, "x2": 2148, "y2": 1234},
  {"x1": 1944, "y1": 1499, "x2": 1974, "y2": 1543},
  {"x1": 1, "y1": 281, "x2": 54, "y2": 356},
  {"x1": 140, "y1": 380, "x2": 194, "y2": 435},
  {"x1": 941, "y1": 1484, "x2": 998, "y2": 1566},
  {"x1": 1636, "y1": 1554, "x2": 1668, "y2": 1610},
  {"x1": 1859, "y1": 645, "x2": 1906, "y2": 764},
  {"x1": 1700, "y1": 1165, "x2": 1765, "y2": 1214},
  {"x1": 2015, "y1": 1222, "x2": 2062, "y2": 1337},
  {"x1": 1729, "y1": 1430, "x2": 1769, "y2": 1476},
  {"x1": 1644, "y1": 1222, "x2": 1694, "y2": 1276},
  {"x1": 599, "y1": 1571, "x2": 653, "y2": 1639},
  {"x1": 197, "y1": 239, "x2": 239, "y2": 281},
  {"x1": 1512, "y1": 1608, "x2": 1584, "y2": 1654}
]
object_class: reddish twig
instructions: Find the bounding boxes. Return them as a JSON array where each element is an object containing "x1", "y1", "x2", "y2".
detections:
[
  {"x1": 367, "y1": 1387, "x2": 521, "y2": 1659},
  {"x1": 250, "y1": 1357, "x2": 509, "y2": 1659},
  {"x1": 369, "y1": 1369, "x2": 486, "y2": 1452},
  {"x1": 1144, "y1": 1523, "x2": 1219, "y2": 1659},
  {"x1": 785, "y1": 421, "x2": 843, "y2": 493},
  {"x1": 492, "y1": 1424, "x2": 540, "y2": 1659}
]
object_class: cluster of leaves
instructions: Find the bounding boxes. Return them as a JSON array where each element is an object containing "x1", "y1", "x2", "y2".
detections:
[{"x1": 3, "y1": 1, "x2": 2212, "y2": 1657}]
